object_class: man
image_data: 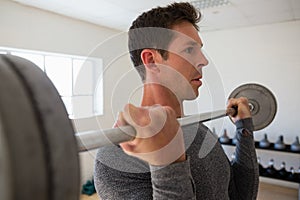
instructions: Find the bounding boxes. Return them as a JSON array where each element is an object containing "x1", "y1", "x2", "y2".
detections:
[{"x1": 94, "y1": 2, "x2": 258, "y2": 199}]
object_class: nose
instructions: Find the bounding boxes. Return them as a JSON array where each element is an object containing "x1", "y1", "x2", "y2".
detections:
[{"x1": 196, "y1": 49, "x2": 209, "y2": 68}]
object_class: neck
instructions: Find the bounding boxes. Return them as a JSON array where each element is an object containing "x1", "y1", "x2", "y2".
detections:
[{"x1": 141, "y1": 83, "x2": 184, "y2": 118}]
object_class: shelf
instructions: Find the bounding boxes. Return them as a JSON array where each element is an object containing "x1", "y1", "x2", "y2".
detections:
[
  {"x1": 220, "y1": 137, "x2": 300, "y2": 198},
  {"x1": 259, "y1": 173, "x2": 300, "y2": 184},
  {"x1": 219, "y1": 139, "x2": 300, "y2": 154},
  {"x1": 220, "y1": 138, "x2": 300, "y2": 184}
]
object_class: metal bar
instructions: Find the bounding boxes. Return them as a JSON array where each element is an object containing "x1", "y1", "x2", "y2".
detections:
[{"x1": 76, "y1": 108, "x2": 236, "y2": 152}]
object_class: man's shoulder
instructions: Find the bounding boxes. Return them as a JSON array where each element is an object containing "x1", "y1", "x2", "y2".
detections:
[{"x1": 95, "y1": 146, "x2": 150, "y2": 174}]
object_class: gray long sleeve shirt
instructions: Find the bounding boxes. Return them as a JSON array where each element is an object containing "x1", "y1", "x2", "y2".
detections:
[{"x1": 94, "y1": 118, "x2": 259, "y2": 199}]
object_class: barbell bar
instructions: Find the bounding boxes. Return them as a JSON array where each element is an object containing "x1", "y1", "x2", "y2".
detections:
[
  {"x1": 76, "y1": 107, "x2": 236, "y2": 152},
  {"x1": 0, "y1": 55, "x2": 277, "y2": 200}
]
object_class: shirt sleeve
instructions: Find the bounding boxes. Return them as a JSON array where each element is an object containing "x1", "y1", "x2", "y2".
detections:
[
  {"x1": 150, "y1": 156, "x2": 196, "y2": 200},
  {"x1": 229, "y1": 118, "x2": 259, "y2": 200}
]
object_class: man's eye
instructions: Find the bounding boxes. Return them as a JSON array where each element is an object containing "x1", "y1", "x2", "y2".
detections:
[{"x1": 184, "y1": 47, "x2": 194, "y2": 54}]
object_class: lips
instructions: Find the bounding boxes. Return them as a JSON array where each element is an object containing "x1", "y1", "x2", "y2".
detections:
[
  {"x1": 191, "y1": 76, "x2": 202, "y2": 86},
  {"x1": 192, "y1": 77, "x2": 201, "y2": 81},
  {"x1": 191, "y1": 75, "x2": 202, "y2": 81}
]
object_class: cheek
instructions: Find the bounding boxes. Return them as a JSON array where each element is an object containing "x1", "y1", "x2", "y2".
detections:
[
  {"x1": 175, "y1": 63, "x2": 195, "y2": 80},
  {"x1": 164, "y1": 55, "x2": 195, "y2": 80},
  {"x1": 159, "y1": 64, "x2": 190, "y2": 86}
]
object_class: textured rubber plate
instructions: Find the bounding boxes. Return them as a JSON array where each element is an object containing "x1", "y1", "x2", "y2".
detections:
[
  {"x1": 228, "y1": 83, "x2": 277, "y2": 131},
  {"x1": 1, "y1": 55, "x2": 80, "y2": 200},
  {"x1": 0, "y1": 55, "x2": 48, "y2": 200}
]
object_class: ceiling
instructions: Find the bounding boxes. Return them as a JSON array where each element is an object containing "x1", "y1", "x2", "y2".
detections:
[{"x1": 13, "y1": 0, "x2": 300, "y2": 32}]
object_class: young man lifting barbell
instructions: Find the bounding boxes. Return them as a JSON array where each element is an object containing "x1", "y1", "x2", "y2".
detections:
[{"x1": 94, "y1": 2, "x2": 258, "y2": 199}]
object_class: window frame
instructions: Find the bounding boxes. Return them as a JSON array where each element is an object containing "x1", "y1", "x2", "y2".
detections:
[{"x1": 0, "y1": 46, "x2": 103, "y2": 119}]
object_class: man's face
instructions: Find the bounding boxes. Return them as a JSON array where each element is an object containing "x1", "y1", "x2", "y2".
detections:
[{"x1": 158, "y1": 21, "x2": 208, "y2": 100}]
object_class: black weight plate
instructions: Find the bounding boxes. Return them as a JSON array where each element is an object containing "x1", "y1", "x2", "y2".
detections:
[
  {"x1": 0, "y1": 55, "x2": 48, "y2": 200},
  {"x1": 228, "y1": 83, "x2": 277, "y2": 131},
  {"x1": 3, "y1": 55, "x2": 80, "y2": 200}
]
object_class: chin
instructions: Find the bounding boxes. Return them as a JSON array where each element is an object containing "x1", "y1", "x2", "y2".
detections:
[
  {"x1": 187, "y1": 95, "x2": 198, "y2": 100},
  {"x1": 177, "y1": 86, "x2": 200, "y2": 101},
  {"x1": 183, "y1": 91, "x2": 199, "y2": 100}
]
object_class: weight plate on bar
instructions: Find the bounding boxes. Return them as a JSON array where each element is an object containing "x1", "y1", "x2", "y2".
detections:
[
  {"x1": 0, "y1": 55, "x2": 48, "y2": 200},
  {"x1": 228, "y1": 83, "x2": 277, "y2": 131},
  {"x1": 2, "y1": 55, "x2": 80, "y2": 200}
]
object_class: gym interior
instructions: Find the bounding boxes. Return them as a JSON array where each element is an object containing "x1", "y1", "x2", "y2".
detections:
[{"x1": 1, "y1": 0, "x2": 299, "y2": 199}]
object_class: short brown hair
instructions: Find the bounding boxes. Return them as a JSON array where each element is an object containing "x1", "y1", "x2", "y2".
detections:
[{"x1": 128, "y1": 2, "x2": 201, "y2": 81}]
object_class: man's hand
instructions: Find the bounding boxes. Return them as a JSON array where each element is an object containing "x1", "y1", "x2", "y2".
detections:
[
  {"x1": 115, "y1": 104, "x2": 186, "y2": 166},
  {"x1": 227, "y1": 97, "x2": 252, "y2": 123}
]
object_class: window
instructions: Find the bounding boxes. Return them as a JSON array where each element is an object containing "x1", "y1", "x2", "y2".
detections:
[{"x1": 0, "y1": 47, "x2": 103, "y2": 119}]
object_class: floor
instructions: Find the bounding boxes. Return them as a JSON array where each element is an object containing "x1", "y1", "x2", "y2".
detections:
[
  {"x1": 257, "y1": 182, "x2": 298, "y2": 200},
  {"x1": 80, "y1": 182, "x2": 299, "y2": 200}
]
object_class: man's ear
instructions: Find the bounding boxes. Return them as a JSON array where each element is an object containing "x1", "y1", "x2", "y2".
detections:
[{"x1": 141, "y1": 49, "x2": 160, "y2": 73}]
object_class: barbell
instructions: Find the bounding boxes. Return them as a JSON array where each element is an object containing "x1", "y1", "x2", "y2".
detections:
[{"x1": 0, "y1": 55, "x2": 277, "y2": 200}]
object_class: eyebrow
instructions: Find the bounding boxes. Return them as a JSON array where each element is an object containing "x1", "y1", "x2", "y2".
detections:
[{"x1": 186, "y1": 40, "x2": 203, "y2": 48}]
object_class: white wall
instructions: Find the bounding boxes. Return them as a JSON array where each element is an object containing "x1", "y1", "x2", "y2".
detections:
[{"x1": 0, "y1": 0, "x2": 120, "y2": 56}]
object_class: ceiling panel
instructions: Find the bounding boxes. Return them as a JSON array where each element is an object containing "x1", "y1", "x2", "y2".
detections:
[
  {"x1": 107, "y1": 0, "x2": 174, "y2": 12},
  {"x1": 12, "y1": 0, "x2": 300, "y2": 31},
  {"x1": 200, "y1": 4, "x2": 249, "y2": 31}
]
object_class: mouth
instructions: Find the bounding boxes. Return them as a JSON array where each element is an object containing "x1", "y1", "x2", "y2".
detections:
[{"x1": 191, "y1": 76, "x2": 202, "y2": 87}]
